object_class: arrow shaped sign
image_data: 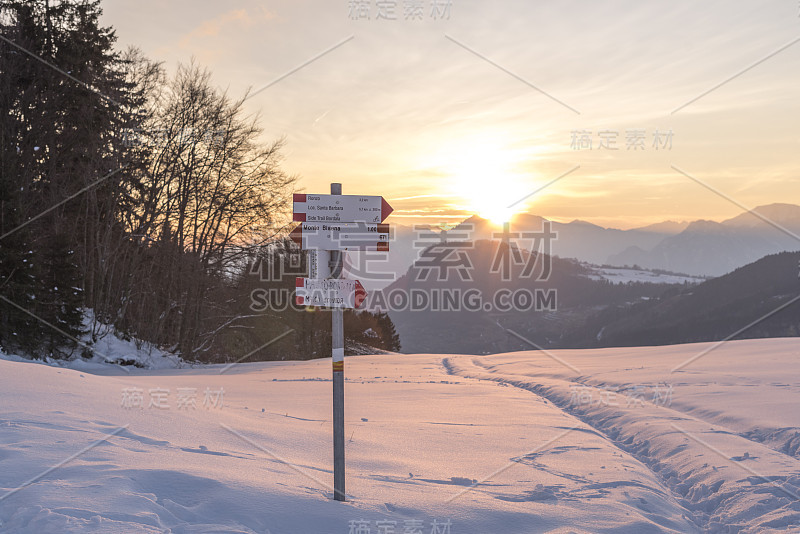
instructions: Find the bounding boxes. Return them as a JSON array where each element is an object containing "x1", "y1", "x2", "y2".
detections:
[
  {"x1": 295, "y1": 277, "x2": 368, "y2": 309},
  {"x1": 293, "y1": 194, "x2": 393, "y2": 223},
  {"x1": 289, "y1": 222, "x2": 390, "y2": 251}
]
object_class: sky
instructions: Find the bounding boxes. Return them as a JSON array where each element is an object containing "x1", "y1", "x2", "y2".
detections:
[{"x1": 100, "y1": 0, "x2": 800, "y2": 229}]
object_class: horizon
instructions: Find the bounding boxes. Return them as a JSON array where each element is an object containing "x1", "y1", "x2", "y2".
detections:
[
  {"x1": 388, "y1": 200, "x2": 800, "y2": 232},
  {"x1": 100, "y1": 0, "x2": 800, "y2": 229}
]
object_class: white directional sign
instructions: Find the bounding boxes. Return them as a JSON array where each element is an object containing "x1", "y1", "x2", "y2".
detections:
[
  {"x1": 290, "y1": 222, "x2": 390, "y2": 251},
  {"x1": 295, "y1": 277, "x2": 368, "y2": 309},
  {"x1": 293, "y1": 194, "x2": 393, "y2": 223}
]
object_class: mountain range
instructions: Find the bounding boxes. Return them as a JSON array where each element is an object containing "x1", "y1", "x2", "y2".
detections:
[
  {"x1": 609, "y1": 204, "x2": 800, "y2": 275},
  {"x1": 352, "y1": 203, "x2": 800, "y2": 293},
  {"x1": 446, "y1": 202, "x2": 800, "y2": 276},
  {"x1": 371, "y1": 240, "x2": 684, "y2": 354},
  {"x1": 374, "y1": 242, "x2": 800, "y2": 353},
  {"x1": 566, "y1": 250, "x2": 800, "y2": 348}
]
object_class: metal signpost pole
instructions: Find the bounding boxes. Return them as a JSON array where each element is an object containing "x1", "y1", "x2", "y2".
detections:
[{"x1": 330, "y1": 182, "x2": 346, "y2": 502}]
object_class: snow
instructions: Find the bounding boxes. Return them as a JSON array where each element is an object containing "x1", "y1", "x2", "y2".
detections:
[
  {"x1": 585, "y1": 267, "x2": 706, "y2": 285},
  {"x1": 0, "y1": 318, "x2": 182, "y2": 382},
  {"x1": 80, "y1": 327, "x2": 183, "y2": 371},
  {"x1": 2, "y1": 338, "x2": 800, "y2": 532}
]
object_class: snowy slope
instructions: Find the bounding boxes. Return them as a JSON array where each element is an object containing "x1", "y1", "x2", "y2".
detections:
[
  {"x1": 2, "y1": 338, "x2": 800, "y2": 532},
  {"x1": 446, "y1": 339, "x2": 800, "y2": 532},
  {"x1": 584, "y1": 267, "x2": 706, "y2": 285}
]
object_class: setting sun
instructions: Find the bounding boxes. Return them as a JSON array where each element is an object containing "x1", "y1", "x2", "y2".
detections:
[{"x1": 441, "y1": 139, "x2": 535, "y2": 225}]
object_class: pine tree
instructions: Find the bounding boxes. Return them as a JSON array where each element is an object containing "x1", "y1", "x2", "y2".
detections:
[
  {"x1": 0, "y1": 1, "x2": 47, "y2": 356},
  {"x1": 0, "y1": 0, "x2": 139, "y2": 358},
  {"x1": 376, "y1": 311, "x2": 401, "y2": 352},
  {"x1": 37, "y1": 232, "x2": 85, "y2": 358},
  {"x1": 0, "y1": 235, "x2": 41, "y2": 357}
]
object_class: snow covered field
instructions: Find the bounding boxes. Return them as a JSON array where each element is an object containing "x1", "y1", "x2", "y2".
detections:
[
  {"x1": 2, "y1": 338, "x2": 800, "y2": 533},
  {"x1": 585, "y1": 267, "x2": 706, "y2": 285}
]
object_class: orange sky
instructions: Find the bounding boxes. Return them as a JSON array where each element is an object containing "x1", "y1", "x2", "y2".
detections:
[{"x1": 103, "y1": 0, "x2": 800, "y2": 229}]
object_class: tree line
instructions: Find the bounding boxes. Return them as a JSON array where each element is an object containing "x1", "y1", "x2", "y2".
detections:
[{"x1": 0, "y1": 0, "x2": 400, "y2": 362}]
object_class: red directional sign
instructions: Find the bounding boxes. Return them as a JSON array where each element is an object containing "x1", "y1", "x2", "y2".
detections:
[
  {"x1": 289, "y1": 222, "x2": 389, "y2": 251},
  {"x1": 295, "y1": 277, "x2": 368, "y2": 309},
  {"x1": 293, "y1": 194, "x2": 393, "y2": 223}
]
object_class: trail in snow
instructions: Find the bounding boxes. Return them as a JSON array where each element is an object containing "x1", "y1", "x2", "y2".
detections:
[
  {"x1": 2, "y1": 338, "x2": 800, "y2": 533},
  {"x1": 443, "y1": 338, "x2": 800, "y2": 532}
]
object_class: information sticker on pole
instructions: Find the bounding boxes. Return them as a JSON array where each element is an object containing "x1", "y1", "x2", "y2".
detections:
[{"x1": 295, "y1": 278, "x2": 368, "y2": 309}]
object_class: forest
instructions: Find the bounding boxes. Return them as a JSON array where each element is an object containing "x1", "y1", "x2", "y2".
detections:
[{"x1": 0, "y1": 0, "x2": 400, "y2": 363}]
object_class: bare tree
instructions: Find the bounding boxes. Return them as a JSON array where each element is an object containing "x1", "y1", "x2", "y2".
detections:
[{"x1": 123, "y1": 61, "x2": 295, "y2": 359}]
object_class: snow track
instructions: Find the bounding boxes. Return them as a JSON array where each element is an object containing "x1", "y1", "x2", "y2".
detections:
[
  {"x1": 444, "y1": 354, "x2": 800, "y2": 533},
  {"x1": 3, "y1": 338, "x2": 800, "y2": 533}
]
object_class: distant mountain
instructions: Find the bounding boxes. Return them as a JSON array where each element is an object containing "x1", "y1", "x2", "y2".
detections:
[
  {"x1": 609, "y1": 204, "x2": 800, "y2": 276},
  {"x1": 567, "y1": 251, "x2": 800, "y2": 348},
  {"x1": 366, "y1": 204, "x2": 800, "y2": 293},
  {"x1": 724, "y1": 203, "x2": 800, "y2": 229},
  {"x1": 630, "y1": 220, "x2": 690, "y2": 234},
  {"x1": 450, "y1": 213, "x2": 679, "y2": 265},
  {"x1": 369, "y1": 239, "x2": 690, "y2": 354}
]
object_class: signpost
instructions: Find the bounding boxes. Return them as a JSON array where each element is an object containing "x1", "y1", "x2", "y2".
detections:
[
  {"x1": 293, "y1": 194, "x2": 393, "y2": 223},
  {"x1": 289, "y1": 222, "x2": 390, "y2": 251},
  {"x1": 291, "y1": 184, "x2": 392, "y2": 502}
]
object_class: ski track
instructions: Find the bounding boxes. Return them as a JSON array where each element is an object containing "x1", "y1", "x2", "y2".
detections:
[
  {"x1": 4, "y1": 347, "x2": 800, "y2": 533},
  {"x1": 443, "y1": 356, "x2": 800, "y2": 533},
  {"x1": 562, "y1": 371, "x2": 800, "y2": 464}
]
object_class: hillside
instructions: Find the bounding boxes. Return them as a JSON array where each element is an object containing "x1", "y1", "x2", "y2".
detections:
[
  {"x1": 374, "y1": 239, "x2": 687, "y2": 354},
  {"x1": 570, "y1": 251, "x2": 800, "y2": 348}
]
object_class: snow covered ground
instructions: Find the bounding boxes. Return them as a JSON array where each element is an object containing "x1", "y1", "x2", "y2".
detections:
[
  {"x1": 585, "y1": 267, "x2": 706, "y2": 285},
  {"x1": 2, "y1": 338, "x2": 800, "y2": 532}
]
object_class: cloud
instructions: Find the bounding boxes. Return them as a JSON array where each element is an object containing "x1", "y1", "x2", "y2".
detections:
[
  {"x1": 106, "y1": 0, "x2": 800, "y2": 228},
  {"x1": 179, "y1": 7, "x2": 276, "y2": 48}
]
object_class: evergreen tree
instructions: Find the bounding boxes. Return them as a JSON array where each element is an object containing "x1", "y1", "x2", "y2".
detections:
[
  {"x1": 1, "y1": 1, "x2": 294, "y2": 362},
  {"x1": 0, "y1": 0, "x2": 138, "y2": 358},
  {"x1": 37, "y1": 231, "x2": 84, "y2": 358},
  {"x1": 0, "y1": 1, "x2": 50, "y2": 355}
]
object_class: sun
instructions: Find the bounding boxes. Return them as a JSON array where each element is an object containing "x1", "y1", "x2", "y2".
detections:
[
  {"x1": 480, "y1": 205, "x2": 516, "y2": 226},
  {"x1": 445, "y1": 141, "x2": 532, "y2": 226}
]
